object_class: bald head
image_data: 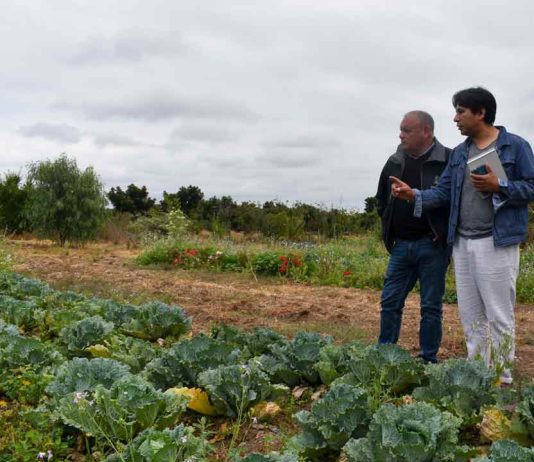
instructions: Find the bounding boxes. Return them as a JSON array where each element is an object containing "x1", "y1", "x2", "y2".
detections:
[
  {"x1": 399, "y1": 110, "x2": 435, "y2": 156},
  {"x1": 404, "y1": 110, "x2": 434, "y2": 133}
]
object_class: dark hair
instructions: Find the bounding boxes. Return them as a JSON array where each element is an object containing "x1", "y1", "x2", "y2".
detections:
[{"x1": 452, "y1": 87, "x2": 497, "y2": 124}]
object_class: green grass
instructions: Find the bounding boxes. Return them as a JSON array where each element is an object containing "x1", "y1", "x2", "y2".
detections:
[{"x1": 136, "y1": 234, "x2": 534, "y2": 304}]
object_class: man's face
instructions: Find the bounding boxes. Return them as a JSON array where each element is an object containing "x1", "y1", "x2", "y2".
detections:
[
  {"x1": 399, "y1": 115, "x2": 428, "y2": 155},
  {"x1": 453, "y1": 105, "x2": 484, "y2": 136}
]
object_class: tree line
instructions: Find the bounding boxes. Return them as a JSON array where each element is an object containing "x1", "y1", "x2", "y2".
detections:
[
  {"x1": 0, "y1": 154, "x2": 380, "y2": 245},
  {"x1": 108, "y1": 184, "x2": 380, "y2": 240}
]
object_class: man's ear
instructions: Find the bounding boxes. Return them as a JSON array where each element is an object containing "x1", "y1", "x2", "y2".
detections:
[{"x1": 476, "y1": 107, "x2": 486, "y2": 121}]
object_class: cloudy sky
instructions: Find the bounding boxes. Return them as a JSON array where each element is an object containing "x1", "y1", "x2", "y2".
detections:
[{"x1": 1, "y1": 1, "x2": 533, "y2": 210}]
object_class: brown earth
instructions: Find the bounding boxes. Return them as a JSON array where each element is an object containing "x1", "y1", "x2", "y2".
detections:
[{"x1": 7, "y1": 239, "x2": 534, "y2": 382}]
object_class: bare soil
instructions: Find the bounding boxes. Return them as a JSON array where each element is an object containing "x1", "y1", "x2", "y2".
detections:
[{"x1": 7, "y1": 239, "x2": 534, "y2": 381}]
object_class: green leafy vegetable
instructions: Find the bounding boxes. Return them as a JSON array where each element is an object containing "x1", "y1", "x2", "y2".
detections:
[
  {"x1": 210, "y1": 323, "x2": 287, "y2": 356},
  {"x1": 291, "y1": 383, "x2": 371, "y2": 460},
  {"x1": 473, "y1": 439, "x2": 534, "y2": 461},
  {"x1": 57, "y1": 375, "x2": 188, "y2": 442},
  {"x1": 314, "y1": 341, "x2": 366, "y2": 385},
  {"x1": 59, "y1": 315, "x2": 114, "y2": 356},
  {"x1": 197, "y1": 362, "x2": 272, "y2": 417},
  {"x1": 120, "y1": 301, "x2": 191, "y2": 341},
  {"x1": 144, "y1": 334, "x2": 242, "y2": 389},
  {"x1": 258, "y1": 331, "x2": 332, "y2": 386},
  {"x1": 343, "y1": 402, "x2": 476, "y2": 462},
  {"x1": 413, "y1": 358, "x2": 497, "y2": 426},
  {"x1": 335, "y1": 343, "x2": 424, "y2": 409},
  {"x1": 46, "y1": 357, "x2": 130, "y2": 400},
  {"x1": 107, "y1": 424, "x2": 208, "y2": 462},
  {"x1": 0, "y1": 295, "x2": 45, "y2": 330}
]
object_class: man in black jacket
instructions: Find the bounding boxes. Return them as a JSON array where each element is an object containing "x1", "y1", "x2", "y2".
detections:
[{"x1": 375, "y1": 110, "x2": 451, "y2": 363}]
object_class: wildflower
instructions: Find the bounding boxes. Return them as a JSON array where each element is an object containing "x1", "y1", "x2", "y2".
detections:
[
  {"x1": 252, "y1": 416, "x2": 258, "y2": 425},
  {"x1": 343, "y1": 270, "x2": 352, "y2": 277},
  {"x1": 47, "y1": 450, "x2": 53, "y2": 461},
  {"x1": 291, "y1": 257, "x2": 303, "y2": 267},
  {"x1": 73, "y1": 391, "x2": 87, "y2": 404},
  {"x1": 279, "y1": 255, "x2": 289, "y2": 273},
  {"x1": 180, "y1": 436, "x2": 188, "y2": 443},
  {"x1": 157, "y1": 338, "x2": 165, "y2": 346},
  {"x1": 172, "y1": 257, "x2": 182, "y2": 266},
  {"x1": 37, "y1": 453, "x2": 46, "y2": 460},
  {"x1": 184, "y1": 248, "x2": 198, "y2": 257}
]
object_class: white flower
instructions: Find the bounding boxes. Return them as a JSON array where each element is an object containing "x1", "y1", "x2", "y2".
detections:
[
  {"x1": 180, "y1": 436, "x2": 188, "y2": 443},
  {"x1": 37, "y1": 452, "x2": 46, "y2": 460},
  {"x1": 73, "y1": 391, "x2": 87, "y2": 404},
  {"x1": 252, "y1": 416, "x2": 258, "y2": 424},
  {"x1": 47, "y1": 450, "x2": 53, "y2": 460}
]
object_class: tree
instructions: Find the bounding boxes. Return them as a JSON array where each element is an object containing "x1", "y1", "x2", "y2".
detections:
[
  {"x1": 108, "y1": 184, "x2": 155, "y2": 215},
  {"x1": 25, "y1": 154, "x2": 107, "y2": 246},
  {"x1": 160, "y1": 186, "x2": 204, "y2": 217},
  {"x1": 364, "y1": 196, "x2": 378, "y2": 214},
  {"x1": 0, "y1": 172, "x2": 30, "y2": 234}
]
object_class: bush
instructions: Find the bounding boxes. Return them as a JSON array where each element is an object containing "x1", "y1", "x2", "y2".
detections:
[{"x1": 25, "y1": 154, "x2": 107, "y2": 246}]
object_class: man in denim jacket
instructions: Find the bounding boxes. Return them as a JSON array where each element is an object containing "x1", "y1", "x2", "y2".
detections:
[{"x1": 390, "y1": 87, "x2": 534, "y2": 384}]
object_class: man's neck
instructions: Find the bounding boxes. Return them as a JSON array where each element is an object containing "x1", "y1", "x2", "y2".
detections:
[
  {"x1": 406, "y1": 139, "x2": 434, "y2": 159},
  {"x1": 472, "y1": 125, "x2": 499, "y2": 149}
]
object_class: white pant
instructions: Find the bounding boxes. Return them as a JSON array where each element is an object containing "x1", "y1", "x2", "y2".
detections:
[{"x1": 453, "y1": 236, "x2": 519, "y2": 384}]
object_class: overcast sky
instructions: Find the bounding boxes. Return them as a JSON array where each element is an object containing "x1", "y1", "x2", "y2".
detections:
[{"x1": 1, "y1": 0, "x2": 533, "y2": 210}]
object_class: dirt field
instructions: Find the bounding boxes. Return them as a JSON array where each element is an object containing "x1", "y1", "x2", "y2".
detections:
[{"x1": 7, "y1": 239, "x2": 534, "y2": 382}]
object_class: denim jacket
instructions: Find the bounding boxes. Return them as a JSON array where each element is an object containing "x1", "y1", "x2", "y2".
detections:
[{"x1": 414, "y1": 126, "x2": 534, "y2": 247}]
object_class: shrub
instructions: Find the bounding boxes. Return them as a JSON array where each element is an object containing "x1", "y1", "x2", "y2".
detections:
[{"x1": 25, "y1": 154, "x2": 107, "y2": 246}]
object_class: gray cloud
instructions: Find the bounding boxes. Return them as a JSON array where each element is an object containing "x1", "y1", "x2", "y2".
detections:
[
  {"x1": 64, "y1": 29, "x2": 186, "y2": 65},
  {"x1": 264, "y1": 134, "x2": 339, "y2": 149},
  {"x1": 18, "y1": 123, "x2": 81, "y2": 143},
  {"x1": 92, "y1": 133, "x2": 139, "y2": 147},
  {"x1": 57, "y1": 94, "x2": 258, "y2": 122},
  {"x1": 170, "y1": 120, "x2": 240, "y2": 144},
  {"x1": 256, "y1": 149, "x2": 324, "y2": 168}
]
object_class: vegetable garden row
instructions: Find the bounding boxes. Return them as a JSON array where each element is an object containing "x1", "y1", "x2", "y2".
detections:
[{"x1": 1, "y1": 271, "x2": 534, "y2": 461}]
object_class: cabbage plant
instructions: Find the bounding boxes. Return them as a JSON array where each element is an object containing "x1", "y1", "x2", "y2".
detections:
[
  {"x1": 143, "y1": 334, "x2": 242, "y2": 389},
  {"x1": 105, "y1": 424, "x2": 207, "y2": 462},
  {"x1": 334, "y1": 343, "x2": 424, "y2": 409},
  {"x1": 413, "y1": 358, "x2": 497, "y2": 426},
  {"x1": 257, "y1": 331, "x2": 333, "y2": 386},
  {"x1": 343, "y1": 402, "x2": 476, "y2": 462},
  {"x1": 197, "y1": 362, "x2": 272, "y2": 418},
  {"x1": 474, "y1": 440, "x2": 534, "y2": 461},
  {"x1": 291, "y1": 383, "x2": 371, "y2": 460},
  {"x1": 46, "y1": 357, "x2": 130, "y2": 401},
  {"x1": 120, "y1": 301, "x2": 191, "y2": 341},
  {"x1": 57, "y1": 375, "x2": 188, "y2": 442},
  {"x1": 59, "y1": 315, "x2": 114, "y2": 356}
]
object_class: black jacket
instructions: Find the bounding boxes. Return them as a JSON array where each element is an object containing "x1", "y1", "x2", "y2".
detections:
[{"x1": 376, "y1": 139, "x2": 451, "y2": 253}]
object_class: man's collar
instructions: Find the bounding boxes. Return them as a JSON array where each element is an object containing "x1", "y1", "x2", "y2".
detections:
[{"x1": 406, "y1": 140, "x2": 435, "y2": 159}]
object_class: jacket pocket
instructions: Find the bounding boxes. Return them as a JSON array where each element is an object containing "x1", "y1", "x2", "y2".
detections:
[{"x1": 499, "y1": 150, "x2": 516, "y2": 179}]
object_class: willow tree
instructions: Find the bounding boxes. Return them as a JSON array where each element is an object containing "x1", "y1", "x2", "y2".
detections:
[{"x1": 26, "y1": 154, "x2": 107, "y2": 246}]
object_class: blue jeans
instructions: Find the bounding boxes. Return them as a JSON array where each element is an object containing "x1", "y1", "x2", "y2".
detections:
[{"x1": 379, "y1": 237, "x2": 449, "y2": 363}]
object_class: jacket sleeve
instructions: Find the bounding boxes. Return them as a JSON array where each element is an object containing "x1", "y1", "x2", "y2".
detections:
[
  {"x1": 499, "y1": 138, "x2": 534, "y2": 204},
  {"x1": 375, "y1": 163, "x2": 390, "y2": 218},
  {"x1": 419, "y1": 152, "x2": 454, "y2": 210}
]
